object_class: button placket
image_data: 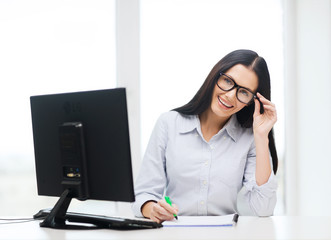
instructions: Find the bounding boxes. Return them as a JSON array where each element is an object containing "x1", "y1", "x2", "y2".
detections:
[{"x1": 198, "y1": 141, "x2": 212, "y2": 216}]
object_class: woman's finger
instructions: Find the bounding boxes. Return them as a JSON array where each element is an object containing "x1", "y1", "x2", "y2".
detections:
[
  {"x1": 253, "y1": 98, "x2": 261, "y2": 118},
  {"x1": 150, "y1": 205, "x2": 167, "y2": 223},
  {"x1": 172, "y1": 204, "x2": 179, "y2": 212},
  {"x1": 256, "y1": 93, "x2": 275, "y2": 106},
  {"x1": 150, "y1": 201, "x2": 177, "y2": 222},
  {"x1": 150, "y1": 214, "x2": 162, "y2": 224},
  {"x1": 158, "y1": 199, "x2": 178, "y2": 216},
  {"x1": 262, "y1": 104, "x2": 276, "y2": 112},
  {"x1": 154, "y1": 202, "x2": 171, "y2": 216}
]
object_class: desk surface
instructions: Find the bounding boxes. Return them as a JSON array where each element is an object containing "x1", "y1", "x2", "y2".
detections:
[{"x1": 1, "y1": 216, "x2": 331, "y2": 240}]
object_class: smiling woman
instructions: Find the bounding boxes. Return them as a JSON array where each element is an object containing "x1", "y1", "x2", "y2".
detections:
[
  {"x1": 133, "y1": 50, "x2": 278, "y2": 223},
  {"x1": 140, "y1": 0, "x2": 284, "y2": 215}
]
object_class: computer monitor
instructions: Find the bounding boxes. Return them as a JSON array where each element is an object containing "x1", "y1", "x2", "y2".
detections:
[{"x1": 30, "y1": 88, "x2": 136, "y2": 229}]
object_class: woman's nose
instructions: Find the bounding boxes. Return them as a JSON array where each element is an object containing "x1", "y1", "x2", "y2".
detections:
[{"x1": 224, "y1": 88, "x2": 237, "y2": 100}]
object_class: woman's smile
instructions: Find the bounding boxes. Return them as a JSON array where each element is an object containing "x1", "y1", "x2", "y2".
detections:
[{"x1": 217, "y1": 96, "x2": 234, "y2": 109}]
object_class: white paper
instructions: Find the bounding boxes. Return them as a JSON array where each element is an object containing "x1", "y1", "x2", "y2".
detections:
[{"x1": 162, "y1": 214, "x2": 236, "y2": 227}]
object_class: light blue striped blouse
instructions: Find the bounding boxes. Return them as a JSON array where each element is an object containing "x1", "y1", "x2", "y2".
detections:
[{"x1": 132, "y1": 111, "x2": 277, "y2": 217}]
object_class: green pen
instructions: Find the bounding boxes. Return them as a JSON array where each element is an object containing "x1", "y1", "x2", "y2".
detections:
[{"x1": 164, "y1": 196, "x2": 178, "y2": 220}]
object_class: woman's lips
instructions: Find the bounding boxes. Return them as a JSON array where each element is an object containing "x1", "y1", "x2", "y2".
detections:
[{"x1": 218, "y1": 96, "x2": 234, "y2": 109}]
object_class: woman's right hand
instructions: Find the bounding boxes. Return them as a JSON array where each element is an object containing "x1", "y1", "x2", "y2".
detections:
[{"x1": 141, "y1": 200, "x2": 178, "y2": 223}]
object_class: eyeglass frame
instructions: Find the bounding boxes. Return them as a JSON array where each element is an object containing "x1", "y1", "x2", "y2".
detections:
[{"x1": 216, "y1": 72, "x2": 257, "y2": 104}]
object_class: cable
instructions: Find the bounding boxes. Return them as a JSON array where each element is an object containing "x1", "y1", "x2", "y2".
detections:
[
  {"x1": 0, "y1": 218, "x2": 34, "y2": 221},
  {"x1": 0, "y1": 218, "x2": 37, "y2": 224}
]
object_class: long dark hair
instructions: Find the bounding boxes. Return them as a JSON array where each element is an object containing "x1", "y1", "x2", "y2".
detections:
[{"x1": 173, "y1": 49, "x2": 278, "y2": 174}]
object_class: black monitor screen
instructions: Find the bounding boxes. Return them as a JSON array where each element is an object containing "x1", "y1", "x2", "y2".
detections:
[{"x1": 30, "y1": 88, "x2": 135, "y2": 205}]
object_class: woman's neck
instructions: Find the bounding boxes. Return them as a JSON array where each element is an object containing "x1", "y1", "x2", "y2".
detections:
[{"x1": 199, "y1": 109, "x2": 231, "y2": 142}]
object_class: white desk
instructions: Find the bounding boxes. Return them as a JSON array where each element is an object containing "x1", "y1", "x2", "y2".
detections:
[{"x1": 1, "y1": 216, "x2": 331, "y2": 239}]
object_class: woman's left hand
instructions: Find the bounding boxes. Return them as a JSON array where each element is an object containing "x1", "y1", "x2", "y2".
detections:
[{"x1": 253, "y1": 92, "x2": 277, "y2": 137}]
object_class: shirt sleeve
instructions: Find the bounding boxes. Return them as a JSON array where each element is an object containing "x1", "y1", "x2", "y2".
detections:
[
  {"x1": 241, "y1": 142, "x2": 278, "y2": 217},
  {"x1": 131, "y1": 113, "x2": 168, "y2": 217}
]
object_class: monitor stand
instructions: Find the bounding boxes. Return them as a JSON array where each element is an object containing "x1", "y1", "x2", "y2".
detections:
[
  {"x1": 39, "y1": 188, "x2": 101, "y2": 229},
  {"x1": 35, "y1": 189, "x2": 163, "y2": 230}
]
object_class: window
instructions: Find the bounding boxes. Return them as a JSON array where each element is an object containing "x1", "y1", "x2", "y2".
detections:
[{"x1": 0, "y1": 0, "x2": 116, "y2": 215}]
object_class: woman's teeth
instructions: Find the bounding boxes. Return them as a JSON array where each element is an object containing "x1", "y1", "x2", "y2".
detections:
[{"x1": 218, "y1": 97, "x2": 233, "y2": 108}]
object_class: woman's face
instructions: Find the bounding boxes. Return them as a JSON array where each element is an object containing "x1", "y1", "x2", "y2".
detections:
[{"x1": 210, "y1": 64, "x2": 258, "y2": 120}]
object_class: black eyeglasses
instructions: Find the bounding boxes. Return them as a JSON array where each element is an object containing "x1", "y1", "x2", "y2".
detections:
[{"x1": 216, "y1": 72, "x2": 256, "y2": 104}]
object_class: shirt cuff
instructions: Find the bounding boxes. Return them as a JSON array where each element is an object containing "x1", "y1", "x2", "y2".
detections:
[
  {"x1": 131, "y1": 194, "x2": 160, "y2": 218},
  {"x1": 245, "y1": 172, "x2": 278, "y2": 198}
]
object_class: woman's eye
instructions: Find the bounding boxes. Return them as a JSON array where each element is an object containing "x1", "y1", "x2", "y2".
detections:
[
  {"x1": 224, "y1": 78, "x2": 233, "y2": 85},
  {"x1": 239, "y1": 89, "x2": 249, "y2": 96}
]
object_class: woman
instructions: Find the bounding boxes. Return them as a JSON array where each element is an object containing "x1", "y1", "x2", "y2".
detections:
[{"x1": 132, "y1": 49, "x2": 278, "y2": 223}]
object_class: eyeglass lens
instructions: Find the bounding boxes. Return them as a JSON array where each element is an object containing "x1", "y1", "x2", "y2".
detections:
[{"x1": 217, "y1": 75, "x2": 254, "y2": 104}]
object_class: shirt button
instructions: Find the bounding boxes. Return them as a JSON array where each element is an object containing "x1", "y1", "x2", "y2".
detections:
[
  {"x1": 203, "y1": 180, "x2": 207, "y2": 185},
  {"x1": 200, "y1": 201, "x2": 204, "y2": 205},
  {"x1": 205, "y1": 161, "x2": 208, "y2": 165},
  {"x1": 210, "y1": 145, "x2": 214, "y2": 150},
  {"x1": 223, "y1": 136, "x2": 227, "y2": 140}
]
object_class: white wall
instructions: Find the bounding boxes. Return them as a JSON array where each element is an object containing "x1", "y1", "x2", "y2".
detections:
[
  {"x1": 284, "y1": 0, "x2": 331, "y2": 216},
  {"x1": 115, "y1": 0, "x2": 141, "y2": 180}
]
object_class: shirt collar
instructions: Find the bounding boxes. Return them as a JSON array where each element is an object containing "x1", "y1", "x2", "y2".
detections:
[
  {"x1": 222, "y1": 115, "x2": 240, "y2": 142},
  {"x1": 178, "y1": 114, "x2": 200, "y2": 134},
  {"x1": 178, "y1": 113, "x2": 240, "y2": 142}
]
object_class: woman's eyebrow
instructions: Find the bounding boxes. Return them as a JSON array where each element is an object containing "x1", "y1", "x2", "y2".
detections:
[
  {"x1": 226, "y1": 73, "x2": 256, "y2": 92},
  {"x1": 224, "y1": 73, "x2": 235, "y2": 80}
]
